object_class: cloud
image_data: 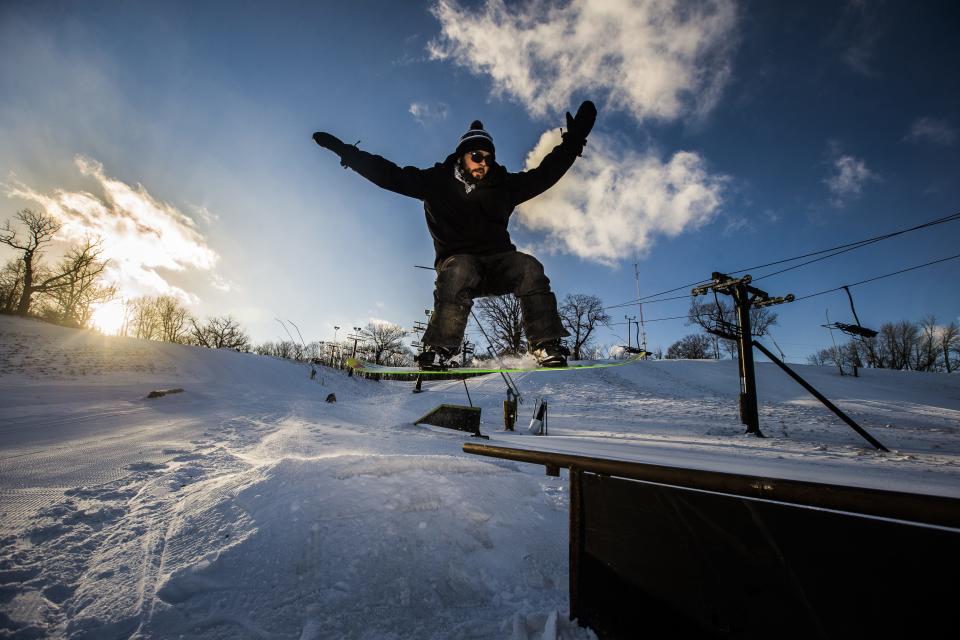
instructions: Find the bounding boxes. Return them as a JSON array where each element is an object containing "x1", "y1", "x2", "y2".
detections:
[
  {"x1": 367, "y1": 317, "x2": 403, "y2": 329},
  {"x1": 210, "y1": 274, "x2": 235, "y2": 292},
  {"x1": 4, "y1": 156, "x2": 219, "y2": 302},
  {"x1": 832, "y1": 0, "x2": 885, "y2": 77},
  {"x1": 515, "y1": 130, "x2": 727, "y2": 266},
  {"x1": 409, "y1": 102, "x2": 450, "y2": 124},
  {"x1": 428, "y1": 0, "x2": 737, "y2": 124},
  {"x1": 904, "y1": 117, "x2": 957, "y2": 146},
  {"x1": 823, "y1": 153, "x2": 878, "y2": 206}
]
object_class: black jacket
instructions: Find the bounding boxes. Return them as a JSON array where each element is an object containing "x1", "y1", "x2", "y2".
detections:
[{"x1": 338, "y1": 135, "x2": 585, "y2": 267}]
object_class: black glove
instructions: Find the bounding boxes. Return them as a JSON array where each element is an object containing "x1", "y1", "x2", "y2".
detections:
[
  {"x1": 564, "y1": 100, "x2": 597, "y2": 142},
  {"x1": 312, "y1": 131, "x2": 348, "y2": 156}
]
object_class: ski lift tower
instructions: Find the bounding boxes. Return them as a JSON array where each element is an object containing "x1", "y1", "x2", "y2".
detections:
[{"x1": 634, "y1": 259, "x2": 648, "y2": 357}]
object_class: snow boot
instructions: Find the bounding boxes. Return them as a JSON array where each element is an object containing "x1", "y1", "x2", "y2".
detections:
[
  {"x1": 530, "y1": 339, "x2": 570, "y2": 368},
  {"x1": 415, "y1": 346, "x2": 459, "y2": 371}
]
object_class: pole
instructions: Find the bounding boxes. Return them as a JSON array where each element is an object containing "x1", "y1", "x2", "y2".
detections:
[
  {"x1": 753, "y1": 342, "x2": 888, "y2": 451},
  {"x1": 735, "y1": 285, "x2": 762, "y2": 437},
  {"x1": 634, "y1": 260, "x2": 648, "y2": 355}
]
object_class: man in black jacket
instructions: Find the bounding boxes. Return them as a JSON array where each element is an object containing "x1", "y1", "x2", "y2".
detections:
[{"x1": 313, "y1": 100, "x2": 596, "y2": 369}]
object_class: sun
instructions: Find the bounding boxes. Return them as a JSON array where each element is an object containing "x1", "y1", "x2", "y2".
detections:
[{"x1": 90, "y1": 299, "x2": 127, "y2": 336}]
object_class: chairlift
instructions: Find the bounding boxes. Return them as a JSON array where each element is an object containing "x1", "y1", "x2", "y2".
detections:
[{"x1": 822, "y1": 286, "x2": 878, "y2": 339}]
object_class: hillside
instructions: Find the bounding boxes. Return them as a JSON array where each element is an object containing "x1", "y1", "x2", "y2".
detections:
[{"x1": 1, "y1": 315, "x2": 958, "y2": 638}]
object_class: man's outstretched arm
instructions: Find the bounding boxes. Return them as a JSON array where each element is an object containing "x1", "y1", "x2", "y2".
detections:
[
  {"x1": 506, "y1": 101, "x2": 597, "y2": 206},
  {"x1": 313, "y1": 131, "x2": 426, "y2": 200}
]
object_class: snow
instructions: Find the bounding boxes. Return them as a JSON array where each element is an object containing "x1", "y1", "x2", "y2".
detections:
[{"x1": 1, "y1": 314, "x2": 958, "y2": 638}]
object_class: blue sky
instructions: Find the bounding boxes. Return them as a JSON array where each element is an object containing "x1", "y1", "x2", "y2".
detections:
[{"x1": 1, "y1": 0, "x2": 958, "y2": 362}]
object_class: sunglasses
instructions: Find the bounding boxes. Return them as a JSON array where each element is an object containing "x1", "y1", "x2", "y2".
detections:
[{"x1": 469, "y1": 151, "x2": 494, "y2": 165}]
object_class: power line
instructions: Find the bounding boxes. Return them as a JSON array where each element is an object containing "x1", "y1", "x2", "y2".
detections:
[
  {"x1": 605, "y1": 292, "x2": 697, "y2": 311},
  {"x1": 605, "y1": 210, "x2": 960, "y2": 310},
  {"x1": 793, "y1": 252, "x2": 960, "y2": 302},
  {"x1": 738, "y1": 211, "x2": 959, "y2": 279},
  {"x1": 600, "y1": 255, "x2": 960, "y2": 346}
]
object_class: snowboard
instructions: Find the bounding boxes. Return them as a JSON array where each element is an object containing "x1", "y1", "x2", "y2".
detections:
[{"x1": 348, "y1": 356, "x2": 643, "y2": 376}]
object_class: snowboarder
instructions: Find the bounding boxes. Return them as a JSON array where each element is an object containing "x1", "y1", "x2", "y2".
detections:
[{"x1": 312, "y1": 100, "x2": 597, "y2": 370}]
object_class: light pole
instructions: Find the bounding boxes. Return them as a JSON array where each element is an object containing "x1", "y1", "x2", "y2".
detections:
[
  {"x1": 625, "y1": 315, "x2": 636, "y2": 351},
  {"x1": 346, "y1": 326, "x2": 363, "y2": 377},
  {"x1": 333, "y1": 326, "x2": 340, "y2": 366}
]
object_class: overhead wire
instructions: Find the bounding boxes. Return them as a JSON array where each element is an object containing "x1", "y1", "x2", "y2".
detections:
[
  {"x1": 604, "y1": 210, "x2": 960, "y2": 310},
  {"x1": 792, "y1": 253, "x2": 960, "y2": 302}
]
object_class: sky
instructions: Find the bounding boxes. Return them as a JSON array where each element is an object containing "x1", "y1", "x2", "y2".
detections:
[{"x1": 1, "y1": 0, "x2": 958, "y2": 362}]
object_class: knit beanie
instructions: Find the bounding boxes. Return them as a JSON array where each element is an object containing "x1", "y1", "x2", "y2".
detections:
[{"x1": 455, "y1": 120, "x2": 495, "y2": 157}]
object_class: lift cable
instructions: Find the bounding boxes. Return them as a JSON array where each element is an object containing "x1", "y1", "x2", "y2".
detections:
[
  {"x1": 792, "y1": 252, "x2": 960, "y2": 302},
  {"x1": 604, "y1": 210, "x2": 960, "y2": 311}
]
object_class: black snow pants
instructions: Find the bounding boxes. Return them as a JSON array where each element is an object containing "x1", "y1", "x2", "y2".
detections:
[{"x1": 421, "y1": 250, "x2": 568, "y2": 351}]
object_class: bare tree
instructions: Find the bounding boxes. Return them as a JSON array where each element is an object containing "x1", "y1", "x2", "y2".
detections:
[
  {"x1": 153, "y1": 296, "x2": 190, "y2": 343},
  {"x1": 476, "y1": 294, "x2": 525, "y2": 356},
  {"x1": 190, "y1": 316, "x2": 250, "y2": 351},
  {"x1": 666, "y1": 334, "x2": 715, "y2": 359},
  {"x1": 0, "y1": 258, "x2": 25, "y2": 314},
  {"x1": 688, "y1": 297, "x2": 778, "y2": 359},
  {"x1": 559, "y1": 293, "x2": 610, "y2": 360},
  {"x1": 124, "y1": 297, "x2": 161, "y2": 340},
  {"x1": 255, "y1": 340, "x2": 301, "y2": 360},
  {"x1": 361, "y1": 321, "x2": 407, "y2": 365},
  {"x1": 939, "y1": 321, "x2": 960, "y2": 373},
  {"x1": 1, "y1": 209, "x2": 63, "y2": 315},
  {"x1": 913, "y1": 315, "x2": 939, "y2": 372},
  {"x1": 878, "y1": 320, "x2": 918, "y2": 370},
  {"x1": 579, "y1": 343, "x2": 607, "y2": 360},
  {"x1": 41, "y1": 239, "x2": 114, "y2": 327},
  {"x1": 807, "y1": 348, "x2": 829, "y2": 366}
]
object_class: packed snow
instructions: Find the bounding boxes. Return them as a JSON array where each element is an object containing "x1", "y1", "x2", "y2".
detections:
[{"x1": 1, "y1": 315, "x2": 958, "y2": 638}]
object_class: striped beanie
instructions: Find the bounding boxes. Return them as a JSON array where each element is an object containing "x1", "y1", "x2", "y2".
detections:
[{"x1": 455, "y1": 120, "x2": 495, "y2": 157}]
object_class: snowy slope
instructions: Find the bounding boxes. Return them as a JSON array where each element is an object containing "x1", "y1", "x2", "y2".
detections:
[{"x1": 1, "y1": 315, "x2": 958, "y2": 638}]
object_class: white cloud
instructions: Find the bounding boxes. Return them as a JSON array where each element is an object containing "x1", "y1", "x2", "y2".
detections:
[
  {"x1": 4, "y1": 156, "x2": 219, "y2": 302},
  {"x1": 210, "y1": 274, "x2": 235, "y2": 292},
  {"x1": 824, "y1": 153, "x2": 878, "y2": 206},
  {"x1": 904, "y1": 117, "x2": 957, "y2": 146},
  {"x1": 367, "y1": 317, "x2": 403, "y2": 329},
  {"x1": 409, "y1": 102, "x2": 450, "y2": 124},
  {"x1": 428, "y1": 0, "x2": 737, "y2": 124},
  {"x1": 515, "y1": 130, "x2": 727, "y2": 266}
]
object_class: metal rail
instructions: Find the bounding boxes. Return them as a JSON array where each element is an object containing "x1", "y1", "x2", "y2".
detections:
[{"x1": 463, "y1": 442, "x2": 959, "y2": 529}]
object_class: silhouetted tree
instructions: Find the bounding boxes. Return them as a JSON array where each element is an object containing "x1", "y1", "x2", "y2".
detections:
[
  {"x1": 559, "y1": 293, "x2": 610, "y2": 360},
  {"x1": 41, "y1": 239, "x2": 114, "y2": 327},
  {"x1": 940, "y1": 321, "x2": 960, "y2": 373},
  {"x1": 152, "y1": 296, "x2": 190, "y2": 343},
  {"x1": 0, "y1": 259, "x2": 25, "y2": 314},
  {"x1": 666, "y1": 334, "x2": 715, "y2": 359},
  {"x1": 361, "y1": 321, "x2": 407, "y2": 365},
  {"x1": 190, "y1": 315, "x2": 250, "y2": 351},
  {"x1": 688, "y1": 297, "x2": 778, "y2": 359},
  {"x1": 476, "y1": 294, "x2": 525, "y2": 356},
  {"x1": 1, "y1": 209, "x2": 62, "y2": 315}
]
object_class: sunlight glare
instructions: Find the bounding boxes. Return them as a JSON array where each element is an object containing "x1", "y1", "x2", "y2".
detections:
[{"x1": 90, "y1": 299, "x2": 127, "y2": 336}]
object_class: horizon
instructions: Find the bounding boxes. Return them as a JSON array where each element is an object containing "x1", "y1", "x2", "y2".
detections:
[{"x1": 1, "y1": 1, "x2": 958, "y2": 363}]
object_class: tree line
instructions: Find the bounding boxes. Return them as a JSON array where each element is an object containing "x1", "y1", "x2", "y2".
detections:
[
  {"x1": 1, "y1": 208, "x2": 252, "y2": 351},
  {"x1": 661, "y1": 296, "x2": 780, "y2": 360},
  {"x1": 1, "y1": 209, "x2": 113, "y2": 325},
  {"x1": 658, "y1": 291, "x2": 959, "y2": 374},
  {"x1": 809, "y1": 316, "x2": 959, "y2": 373}
]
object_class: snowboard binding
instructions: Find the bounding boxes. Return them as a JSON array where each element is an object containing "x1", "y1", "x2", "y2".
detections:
[{"x1": 415, "y1": 345, "x2": 460, "y2": 371}]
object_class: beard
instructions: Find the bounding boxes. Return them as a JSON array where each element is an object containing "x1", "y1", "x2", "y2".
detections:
[{"x1": 459, "y1": 159, "x2": 486, "y2": 184}]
